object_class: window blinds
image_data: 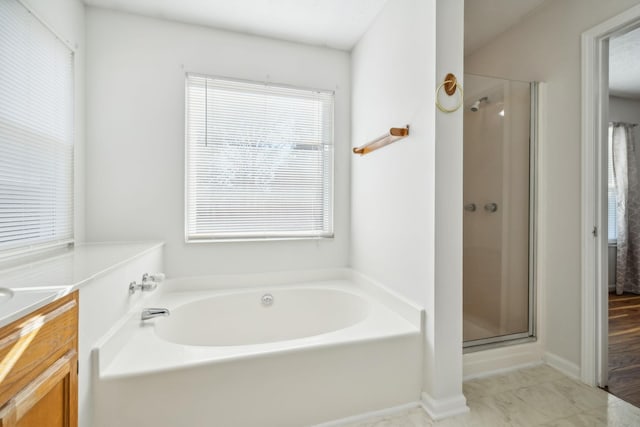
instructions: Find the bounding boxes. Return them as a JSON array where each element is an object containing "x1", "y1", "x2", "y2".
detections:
[
  {"x1": 185, "y1": 75, "x2": 334, "y2": 240},
  {"x1": 0, "y1": 0, "x2": 74, "y2": 255}
]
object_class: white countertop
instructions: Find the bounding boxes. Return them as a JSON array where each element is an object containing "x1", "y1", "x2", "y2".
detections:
[{"x1": 0, "y1": 241, "x2": 164, "y2": 327}]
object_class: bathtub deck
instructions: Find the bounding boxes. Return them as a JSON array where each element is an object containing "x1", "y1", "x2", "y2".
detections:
[{"x1": 98, "y1": 283, "x2": 421, "y2": 379}]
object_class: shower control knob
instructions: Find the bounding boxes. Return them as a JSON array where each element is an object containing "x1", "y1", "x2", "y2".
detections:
[
  {"x1": 464, "y1": 203, "x2": 477, "y2": 212},
  {"x1": 484, "y1": 203, "x2": 498, "y2": 213}
]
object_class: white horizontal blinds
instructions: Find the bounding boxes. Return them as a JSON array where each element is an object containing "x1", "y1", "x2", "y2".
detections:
[
  {"x1": 0, "y1": 0, "x2": 74, "y2": 254},
  {"x1": 608, "y1": 124, "x2": 617, "y2": 242},
  {"x1": 186, "y1": 75, "x2": 334, "y2": 240}
]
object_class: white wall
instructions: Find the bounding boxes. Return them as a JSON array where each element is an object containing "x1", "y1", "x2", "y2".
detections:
[
  {"x1": 22, "y1": 0, "x2": 86, "y2": 242},
  {"x1": 85, "y1": 8, "x2": 350, "y2": 277},
  {"x1": 610, "y1": 95, "x2": 640, "y2": 124},
  {"x1": 351, "y1": 0, "x2": 466, "y2": 417},
  {"x1": 351, "y1": 0, "x2": 434, "y2": 308},
  {"x1": 430, "y1": 0, "x2": 465, "y2": 414},
  {"x1": 466, "y1": 0, "x2": 640, "y2": 370}
]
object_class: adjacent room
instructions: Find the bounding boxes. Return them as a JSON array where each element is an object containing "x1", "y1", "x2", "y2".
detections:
[
  {"x1": 607, "y1": 25, "x2": 640, "y2": 407},
  {"x1": 2, "y1": 0, "x2": 640, "y2": 426}
]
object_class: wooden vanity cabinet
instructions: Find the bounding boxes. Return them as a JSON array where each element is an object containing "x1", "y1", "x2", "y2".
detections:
[{"x1": 0, "y1": 292, "x2": 78, "y2": 427}]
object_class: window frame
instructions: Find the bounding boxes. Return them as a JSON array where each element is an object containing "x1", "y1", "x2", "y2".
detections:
[{"x1": 183, "y1": 73, "x2": 335, "y2": 243}]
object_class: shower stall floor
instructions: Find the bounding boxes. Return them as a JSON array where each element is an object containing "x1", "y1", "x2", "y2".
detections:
[{"x1": 463, "y1": 317, "x2": 498, "y2": 342}]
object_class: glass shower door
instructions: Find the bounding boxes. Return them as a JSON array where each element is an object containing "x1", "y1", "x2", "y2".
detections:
[{"x1": 463, "y1": 74, "x2": 536, "y2": 347}]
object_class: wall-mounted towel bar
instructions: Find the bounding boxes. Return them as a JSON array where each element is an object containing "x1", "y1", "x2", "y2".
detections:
[{"x1": 352, "y1": 126, "x2": 409, "y2": 156}]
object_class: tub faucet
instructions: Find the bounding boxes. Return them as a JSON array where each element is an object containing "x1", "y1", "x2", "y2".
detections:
[{"x1": 141, "y1": 308, "x2": 170, "y2": 321}]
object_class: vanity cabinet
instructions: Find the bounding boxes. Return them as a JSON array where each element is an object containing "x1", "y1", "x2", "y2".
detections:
[{"x1": 0, "y1": 292, "x2": 78, "y2": 427}]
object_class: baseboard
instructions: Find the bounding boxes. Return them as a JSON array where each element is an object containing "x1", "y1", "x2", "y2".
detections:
[
  {"x1": 420, "y1": 392, "x2": 469, "y2": 421},
  {"x1": 543, "y1": 351, "x2": 580, "y2": 380},
  {"x1": 463, "y1": 341, "x2": 543, "y2": 380},
  {"x1": 313, "y1": 402, "x2": 421, "y2": 427}
]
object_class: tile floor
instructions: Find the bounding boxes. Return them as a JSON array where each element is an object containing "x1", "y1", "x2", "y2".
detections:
[{"x1": 341, "y1": 365, "x2": 640, "y2": 426}]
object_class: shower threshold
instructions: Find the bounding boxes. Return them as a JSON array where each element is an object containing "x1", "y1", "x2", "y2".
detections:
[{"x1": 464, "y1": 334, "x2": 536, "y2": 353}]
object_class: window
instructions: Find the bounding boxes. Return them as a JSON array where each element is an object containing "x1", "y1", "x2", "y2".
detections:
[
  {"x1": 608, "y1": 123, "x2": 617, "y2": 243},
  {"x1": 185, "y1": 75, "x2": 334, "y2": 241},
  {"x1": 0, "y1": 0, "x2": 74, "y2": 256}
]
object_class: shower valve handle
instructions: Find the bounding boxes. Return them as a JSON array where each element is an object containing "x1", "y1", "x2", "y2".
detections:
[{"x1": 484, "y1": 203, "x2": 498, "y2": 213}]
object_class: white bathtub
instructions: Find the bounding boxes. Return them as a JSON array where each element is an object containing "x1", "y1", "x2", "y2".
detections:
[
  {"x1": 155, "y1": 287, "x2": 370, "y2": 346},
  {"x1": 94, "y1": 273, "x2": 423, "y2": 427}
]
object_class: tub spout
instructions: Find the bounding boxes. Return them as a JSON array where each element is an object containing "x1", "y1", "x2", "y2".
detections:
[{"x1": 141, "y1": 308, "x2": 170, "y2": 321}]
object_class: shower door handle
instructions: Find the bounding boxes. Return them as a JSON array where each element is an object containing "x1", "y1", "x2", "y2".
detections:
[
  {"x1": 464, "y1": 203, "x2": 476, "y2": 212},
  {"x1": 484, "y1": 203, "x2": 498, "y2": 213}
]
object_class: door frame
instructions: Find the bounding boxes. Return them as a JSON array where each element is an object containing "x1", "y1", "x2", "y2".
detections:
[{"x1": 581, "y1": 4, "x2": 640, "y2": 387}]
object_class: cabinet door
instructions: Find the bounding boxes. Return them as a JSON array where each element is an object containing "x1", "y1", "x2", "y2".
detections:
[
  {"x1": 0, "y1": 351, "x2": 77, "y2": 427},
  {"x1": 0, "y1": 295, "x2": 78, "y2": 407}
]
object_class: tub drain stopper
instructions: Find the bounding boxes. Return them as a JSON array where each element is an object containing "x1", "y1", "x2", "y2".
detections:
[{"x1": 261, "y1": 293, "x2": 274, "y2": 306}]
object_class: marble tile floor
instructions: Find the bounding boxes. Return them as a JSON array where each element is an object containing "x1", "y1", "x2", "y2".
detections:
[{"x1": 340, "y1": 364, "x2": 640, "y2": 426}]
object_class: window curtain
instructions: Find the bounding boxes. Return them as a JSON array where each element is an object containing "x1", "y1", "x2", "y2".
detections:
[{"x1": 613, "y1": 122, "x2": 640, "y2": 295}]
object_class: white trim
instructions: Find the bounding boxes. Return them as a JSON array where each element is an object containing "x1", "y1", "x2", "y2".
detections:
[
  {"x1": 0, "y1": 240, "x2": 74, "y2": 263},
  {"x1": 420, "y1": 392, "x2": 469, "y2": 421},
  {"x1": 543, "y1": 352, "x2": 580, "y2": 380},
  {"x1": 580, "y1": 20, "x2": 599, "y2": 388},
  {"x1": 310, "y1": 402, "x2": 421, "y2": 427},
  {"x1": 463, "y1": 341, "x2": 544, "y2": 380},
  {"x1": 464, "y1": 361, "x2": 544, "y2": 382},
  {"x1": 581, "y1": 3, "x2": 640, "y2": 388}
]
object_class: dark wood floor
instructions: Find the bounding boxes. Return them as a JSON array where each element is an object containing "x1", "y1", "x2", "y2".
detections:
[{"x1": 608, "y1": 292, "x2": 640, "y2": 407}]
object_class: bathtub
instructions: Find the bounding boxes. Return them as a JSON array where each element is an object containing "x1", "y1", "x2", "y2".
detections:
[
  {"x1": 156, "y1": 287, "x2": 370, "y2": 347},
  {"x1": 94, "y1": 272, "x2": 423, "y2": 427}
]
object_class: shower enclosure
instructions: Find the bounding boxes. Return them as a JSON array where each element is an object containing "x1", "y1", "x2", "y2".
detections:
[{"x1": 463, "y1": 74, "x2": 537, "y2": 348}]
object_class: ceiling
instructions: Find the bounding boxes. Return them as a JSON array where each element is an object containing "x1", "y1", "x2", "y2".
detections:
[
  {"x1": 609, "y1": 26, "x2": 640, "y2": 99},
  {"x1": 76, "y1": 1, "x2": 640, "y2": 110},
  {"x1": 82, "y1": 0, "x2": 388, "y2": 51},
  {"x1": 85, "y1": 0, "x2": 552, "y2": 53}
]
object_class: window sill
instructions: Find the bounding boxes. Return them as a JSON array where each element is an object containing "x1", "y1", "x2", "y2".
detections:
[
  {"x1": 0, "y1": 240, "x2": 75, "y2": 266},
  {"x1": 186, "y1": 235, "x2": 335, "y2": 244}
]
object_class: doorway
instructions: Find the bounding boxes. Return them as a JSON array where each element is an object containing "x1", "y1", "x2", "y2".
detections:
[
  {"x1": 606, "y1": 26, "x2": 640, "y2": 406},
  {"x1": 581, "y1": 1, "x2": 640, "y2": 395}
]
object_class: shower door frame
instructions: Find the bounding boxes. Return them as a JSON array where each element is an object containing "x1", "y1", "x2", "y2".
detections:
[{"x1": 463, "y1": 81, "x2": 539, "y2": 350}]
